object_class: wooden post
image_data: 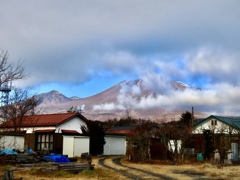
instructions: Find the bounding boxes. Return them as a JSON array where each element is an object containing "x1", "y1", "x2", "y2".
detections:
[{"x1": 2, "y1": 169, "x2": 13, "y2": 180}]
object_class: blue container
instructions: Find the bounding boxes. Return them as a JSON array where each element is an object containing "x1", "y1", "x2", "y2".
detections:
[{"x1": 197, "y1": 153, "x2": 203, "y2": 161}]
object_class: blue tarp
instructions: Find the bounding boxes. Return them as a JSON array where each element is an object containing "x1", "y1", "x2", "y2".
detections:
[
  {"x1": 0, "y1": 148, "x2": 18, "y2": 155},
  {"x1": 44, "y1": 153, "x2": 70, "y2": 162}
]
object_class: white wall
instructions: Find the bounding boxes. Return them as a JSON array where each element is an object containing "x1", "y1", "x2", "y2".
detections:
[
  {"x1": 168, "y1": 140, "x2": 182, "y2": 154},
  {"x1": 57, "y1": 117, "x2": 86, "y2": 133},
  {"x1": 73, "y1": 137, "x2": 89, "y2": 157},
  {"x1": 62, "y1": 136, "x2": 74, "y2": 157},
  {"x1": 62, "y1": 136, "x2": 89, "y2": 157},
  {"x1": 193, "y1": 118, "x2": 237, "y2": 134},
  {"x1": 0, "y1": 135, "x2": 24, "y2": 151}
]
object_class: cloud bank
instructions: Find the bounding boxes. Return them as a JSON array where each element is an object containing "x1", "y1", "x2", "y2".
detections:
[{"x1": 0, "y1": 1, "x2": 240, "y2": 115}]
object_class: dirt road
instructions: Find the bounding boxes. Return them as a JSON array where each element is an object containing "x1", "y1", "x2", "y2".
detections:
[
  {"x1": 99, "y1": 156, "x2": 174, "y2": 179},
  {"x1": 98, "y1": 156, "x2": 209, "y2": 180}
]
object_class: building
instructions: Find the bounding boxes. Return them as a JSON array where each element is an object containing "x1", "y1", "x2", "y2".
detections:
[
  {"x1": 192, "y1": 115, "x2": 240, "y2": 161},
  {"x1": 0, "y1": 112, "x2": 90, "y2": 157},
  {"x1": 193, "y1": 115, "x2": 240, "y2": 134}
]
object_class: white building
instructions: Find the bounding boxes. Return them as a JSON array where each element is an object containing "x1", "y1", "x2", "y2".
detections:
[
  {"x1": 0, "y1": 112, "x2": 90, "y2": 157},
  {"x1": 193, "y1": 115, "x2": 240, "y2": 134}
]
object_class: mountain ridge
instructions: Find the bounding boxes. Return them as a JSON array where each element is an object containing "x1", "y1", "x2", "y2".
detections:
[{"x1": 35, "y1": 79, "x2": 203, "y2": 121}]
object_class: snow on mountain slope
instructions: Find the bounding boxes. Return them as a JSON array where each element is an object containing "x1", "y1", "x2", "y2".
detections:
[{"x1": 35, "y1": 79, "x2": 202, "y2": 121}]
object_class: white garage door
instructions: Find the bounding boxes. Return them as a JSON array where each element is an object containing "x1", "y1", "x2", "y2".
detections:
[
  {"x1": 63, "y1": 136, "x2": 89, "y2": 157},
  {"x1": 73, "y1": 137, "x2": 90, "y2": 157},
  {"x1": 104, "y1": 136, "x2": 126, "y2": 155}
]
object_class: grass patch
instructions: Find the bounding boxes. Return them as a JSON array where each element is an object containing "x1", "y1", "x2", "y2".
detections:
[
  {"x1": 0, "y1": 165, "x2": 13, "y2": 171},
  {"x1": 53, "y1": 170, "x2": 72, "y2": 177},
  {"x1": 80, "y1": 168, "x2": 114, "y2": 179},
  {"x1": 80, "y1": 169, "x2": 96, "y2": 176}
]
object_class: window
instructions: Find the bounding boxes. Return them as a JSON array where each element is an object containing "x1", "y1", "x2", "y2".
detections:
[
  {"x1": 211, "y1": 120, "x2": 217, "y2": 126},
  {"x1": 37, "y1": 134, "x2": 54, "y2": 151}
]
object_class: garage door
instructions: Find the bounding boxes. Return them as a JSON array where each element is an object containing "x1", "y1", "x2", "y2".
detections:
[
  {"x1": 104, "y1": 136, "x2": 126, "y2": 155},
  {"x1": 63, "y1": 136, "x2": 89, "y2": 157},
  {"x1": 73, "y1": 137, "x2": 90, "y2": 157}
]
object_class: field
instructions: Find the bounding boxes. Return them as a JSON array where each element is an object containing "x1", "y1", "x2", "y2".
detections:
[{"x1": 1, "y1": 156, "x2": 240, "y2": 180}]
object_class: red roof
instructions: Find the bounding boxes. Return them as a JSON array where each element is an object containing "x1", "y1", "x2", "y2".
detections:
[
  {"x1": 0, "y1": 112, "x2": 87, "y2": 128},
  {"x1": 106, "y1": 126, "x2": 136, "y2": 135}
]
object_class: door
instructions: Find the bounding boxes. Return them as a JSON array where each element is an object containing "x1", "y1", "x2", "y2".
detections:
[
  {"x1": 104, "y1": 136, "x2": 126, "y2": 155},
  {"x1": 73, "y1": 137, "x2": 90, "y2": 157}
]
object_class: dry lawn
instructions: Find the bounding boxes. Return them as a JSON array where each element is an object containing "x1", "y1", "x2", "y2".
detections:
[
  {"x1": 1, "y1": 157, "x2": 240, "y2": 180},
  {"x1": 121, "y1": 157, "x2": 240, "y2": 180}
]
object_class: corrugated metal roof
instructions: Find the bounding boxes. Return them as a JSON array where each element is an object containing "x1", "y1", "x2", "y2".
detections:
[{"x1": 0, "y1": 112, "x2": 87, "y2": 128}]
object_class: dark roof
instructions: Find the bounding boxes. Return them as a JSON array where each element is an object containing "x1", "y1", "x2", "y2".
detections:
[
  {"x1": 0, "y1": 131, "x2": 26, "y2": 136},
  {"x1": 107, "y1": 126, "x2": 137, "y2": 131},
  {"x1": 0, "y1": 112, "x2": 87, "y2": 128},
  {"x1": 105, "y1": 133, "x2": 127, "y2": 136},
  {"x1": 196, "y1": 115, "x2": 240, "y2": 131},
  {"x1": 194, "y1": 118, "x2": 205, "y2": 125},
  {"x1": 106, "y1": 125, "x2": 137, "y2": 135},
  {"x1": 34, "y1": 129, "x2": 55, "y2": 133},
  {"x1": 61, "y1": 129, "x2": 81, "y2": 135}
]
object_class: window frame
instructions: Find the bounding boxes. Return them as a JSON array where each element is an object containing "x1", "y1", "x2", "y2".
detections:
[
  {"x1": 211, "y1": 120, "x2": 217, "y2": 126},
  {"x1": 36, "y1": 133, "x2": 54, "y2": 151}
]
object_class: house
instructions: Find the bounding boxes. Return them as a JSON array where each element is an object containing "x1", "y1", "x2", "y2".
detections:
[
  {"x1": 0, "y1": 112, "x2": 90, "y2": 157},
  {"x1": 192, "y1": 115, "x2": 240, "y2": 161},
  {"x1": 193, "y1": 115, "x2": 240, "y2": 134}
]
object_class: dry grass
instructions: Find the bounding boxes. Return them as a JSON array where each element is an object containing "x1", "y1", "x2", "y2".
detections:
[
  {"x1": 1, "y1": 157, "x2": 240, "y2": 180},
  {"x1": 0, "y1": 157, "x2": 125, "y2": 180},
  {"x1": 1, "y1": 167, "x2": 119, "y2": 180},
  {"x1": 121, "y1": 157, "x2": 240, "y2": 180}
]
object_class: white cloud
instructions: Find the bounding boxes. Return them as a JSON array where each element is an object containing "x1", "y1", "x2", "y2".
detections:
[
  {"x1": 93, "y1": 103, "x2": 116, "y2": 111},
  {"x1": 92, "y1": 79, "x2": 240, "y2": 116},
  {"x1": 185, "y1": 48, "x2": 240, "y2": 86},
  {"x1": 136, "y1": 83, "x2": 240, "y2": 115},
  {"x1": 92, "y1": 102, "x2": 126, "y2": 111}
]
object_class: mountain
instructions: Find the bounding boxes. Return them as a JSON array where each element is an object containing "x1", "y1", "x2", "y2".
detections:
[
  {"x1": 37, "y1": 90, "x2": 72, "y2": 104},
  {"x1": 35, "y1": 79, "x2": 203, "y2": 121}
]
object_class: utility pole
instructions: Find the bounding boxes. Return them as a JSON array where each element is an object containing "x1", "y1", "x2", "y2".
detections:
[{"x1": 191, "y1": 107, "x2": 194, "y2": 127}]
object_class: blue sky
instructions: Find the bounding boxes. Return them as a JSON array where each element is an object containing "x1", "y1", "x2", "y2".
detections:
[{"x1": 1, "y1": 1, "x2": 240, "y2": 115}]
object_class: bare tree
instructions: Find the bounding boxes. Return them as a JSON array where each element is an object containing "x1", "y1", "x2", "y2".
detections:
[
  {"x1": 67, "y1": 105, "x2": 84, "y2": 114},
  {"x1": 0, "y1": 50, "x2": 27, "y2": 107},
  {"x1": 0, "y1": 50, "x2": 26, "y2": 85},
  {"x1": 0, "y1": 87, "x2": 39, "y2": 132},
  {"x1": 158, "y1": 121, "x2": 182, "y2": 162},
  {"x1": 127, "y1": 120, "x2": 159, "y2": 161}
]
